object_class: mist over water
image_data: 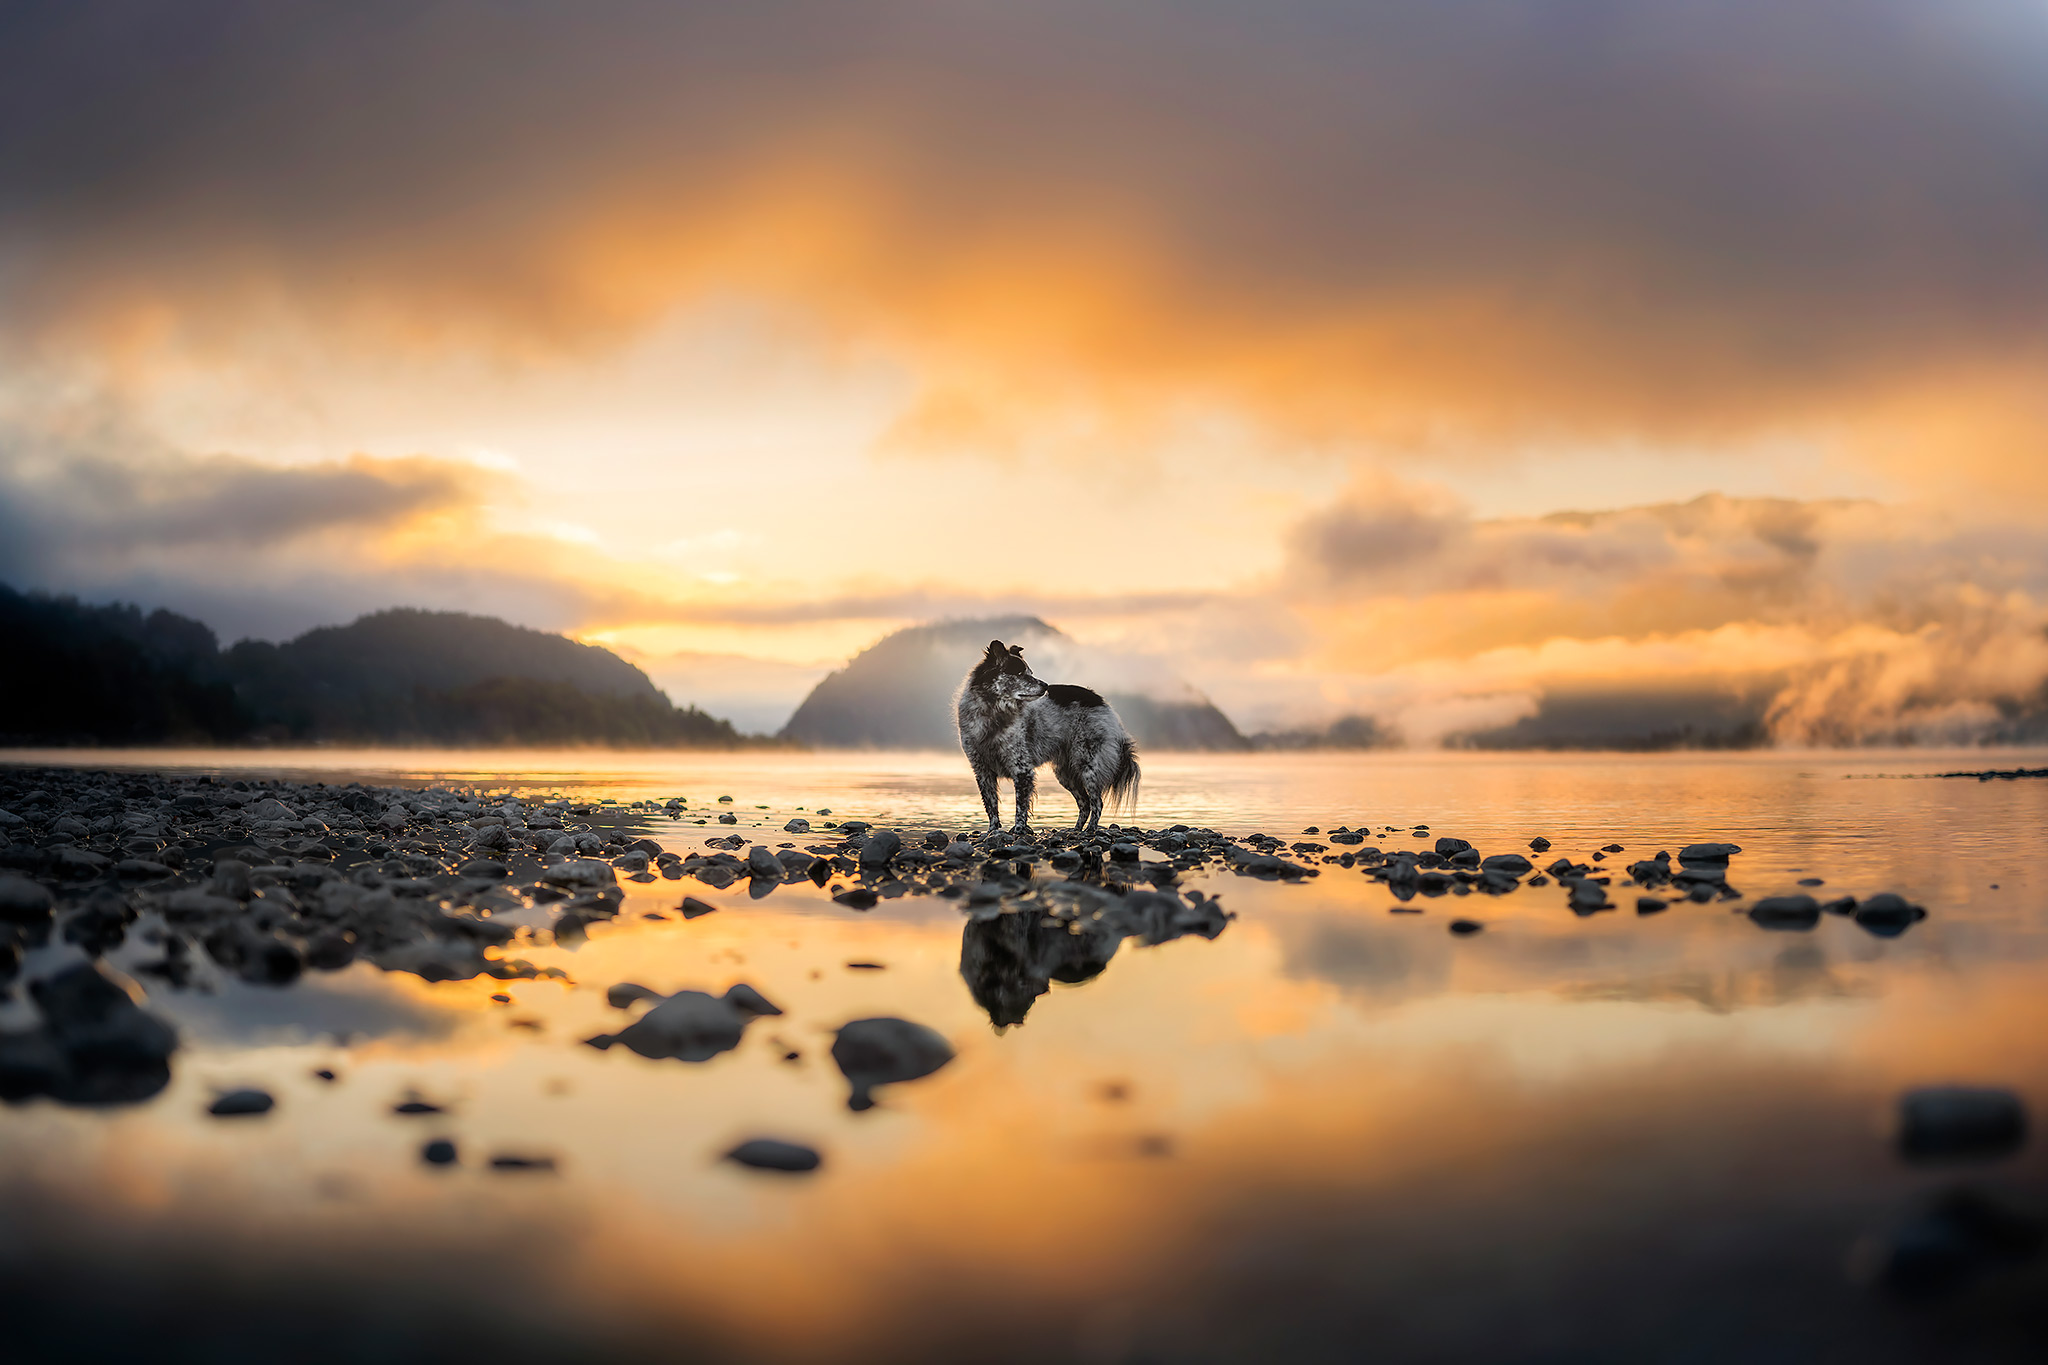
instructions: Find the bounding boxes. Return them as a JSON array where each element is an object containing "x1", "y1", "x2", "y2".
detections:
[{"x1": 3, "y1": 748, "x2": 2046, "y2": 1362}]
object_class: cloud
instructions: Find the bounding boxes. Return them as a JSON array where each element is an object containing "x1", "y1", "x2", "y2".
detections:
[
  {"x1": 1231, "y1": 486, "x2": 2048, "y2": 743},
  {"x1": 4, "y1": 0, "x2": 2048, "y2": 463},
  {"x1": 0, "y1": 399, "x2": 600, "y2": 640}
]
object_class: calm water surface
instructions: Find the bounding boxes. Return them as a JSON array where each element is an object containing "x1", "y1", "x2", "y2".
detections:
[{"x1": 5, "y1": 748, "x2": 2047, "y2": 1363}]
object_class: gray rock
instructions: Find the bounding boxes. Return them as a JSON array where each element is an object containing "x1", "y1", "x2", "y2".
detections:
[
  {"x1": 469, "y1": 824, "x2": 513, "y2": 853},
  {"x1": 831, "y1": 1016, "x2": 955, "y2": 1111},
  {"x1": 783, "y1": 818, "x2": 811, "y2": 834},
  {"x1": 1448, "y1": 919, "x2": 1484, "y2": 936},
  {"x1": 32, "y1": 961, "x2": 178, "y2": 1066},
  {"x1": 745, "y1": 846, "x2": 783, "y2": 879},
  {"x1": 209, "y1": 1087, "x2": 275, "y2": 1116},
  {"x1": 726, "y1": 1138, "x2": 822, "y2": 1172},
  {"x1": 859, "y1": 830, "x2": 902, "y2": 868},
  {"x1": 1748, "y1": 894, "x2": 1820, "y2": 930},
  {"x1": 1434, "y1": 836, "x2": 1473, "y2": 857},
  {"x1": 0, "y1": 875, "x2": 54, "y2": 920},
  {"x1": 543, "y1": 858, "x2": 617, "y2": 887},
  {"x1": 210, "y1": 859, "x2": 253, "y2": 901},
  {"x1": 680, "y1": 896, "x2": 719, "y2": 919},
  {"x1": 1479, "y1": 853, "x2": 1532, "y2": 875},
  {"x1": 1856, "y1": 892, "x2": 1928, "y2": 937},
  {"x1": 1678, "y1": 842, "x2": 1742, "y2": 863},
  {"x1": 422, "y1": 1138, "x2": 459, "y2": 1165},
  {"x1": 1567, "y1": 879, "x2": 1611, "y2": 912},
  {"x1": 1899, "y1": 1087, "x2": 2027, "y2": 1162},
  {"x1": 586, "y1": 984, "x2": 784, "y2": 1062}
]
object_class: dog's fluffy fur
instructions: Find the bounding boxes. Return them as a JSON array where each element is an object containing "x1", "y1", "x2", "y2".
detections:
[{"x1": 956, "y1": 639, "x2": 1140, "y2": 833}]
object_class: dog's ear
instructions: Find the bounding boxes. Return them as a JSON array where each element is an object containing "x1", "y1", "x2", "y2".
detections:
[
  {"x1": 986, "y1": 640, "x2": 1006, "y2": 655},
  {"x1": 1008, "y1": 644, "x2": 1024, "y2": 656}
]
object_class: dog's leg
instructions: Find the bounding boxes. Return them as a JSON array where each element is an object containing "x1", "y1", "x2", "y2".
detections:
[
  {"x1": 972, "y1": 760, "x2": 1002, "y2": 834},
  {"x1": 1053, "y1": 766, "x2": 1087, "y2": 830},
  {"x1": 1009, "y1": 768, "x2": 1035, "y2": 834}
]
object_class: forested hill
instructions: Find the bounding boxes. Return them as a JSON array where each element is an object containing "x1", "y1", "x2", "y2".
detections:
[
  {"x1": 0, "y1": 588, "x2": 748, "y2": 747},
  {"x1": 780, "y1": 615, "x2": 1249, "y2": 750}
]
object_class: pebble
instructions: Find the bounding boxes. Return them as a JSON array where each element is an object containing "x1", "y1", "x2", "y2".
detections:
[
  {"x1": 832, "y1": 1017, "x2": 955, "y2": 1111},
  {"x1": 208, "y1": 1087, "x2": 275, "y2": 1116},
  {"x1": 585, "y1": 984, "x2": 783, "y2": 1062},
  {"x1": 422, "y1": 1138, "x2": 459, "y2": 1165},
  {"x1": 725, "y1": 1138, "x2": 822, "y2": 1172},
  {"x1": 1747, "y1": 894, "x2": 1820, "y2": 929},
  {"x1": 1899, "y1": 1087, "x2": 2028, "y2": 1162},
  {"x1": 488, "y1": 1154, "x2": 557, "y2": 1172},
  {"x1": 1855, "y1": 892, "x2": 1928, "y2": 938},
  {"x1": 0, "y1": 875, "x2": 55, "y2": 920},
  {"x1": 1448, "y1": 919, "x2": 1483, "y2": 936},
  {"x1": 859, "y1": 830, "x2": 902, "y2": 868}
]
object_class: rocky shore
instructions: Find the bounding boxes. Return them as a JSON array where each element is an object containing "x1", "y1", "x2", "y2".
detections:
[{"x1": 0, "y1": 764, "x2": 1939, "y2": 1108}]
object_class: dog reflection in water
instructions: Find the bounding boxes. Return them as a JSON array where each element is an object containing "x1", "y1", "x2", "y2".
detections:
[
  {"x1": 960, "y1": 912, "x2": 1125, "y2": 1029},
  {"x1": 958, "y1": 890, "x2": 1234, "y2": 1030}
]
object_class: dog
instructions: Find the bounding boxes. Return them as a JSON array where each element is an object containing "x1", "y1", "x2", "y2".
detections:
[{"x1": 956, "y1": 640, "x2": 1140, "y2": 834}]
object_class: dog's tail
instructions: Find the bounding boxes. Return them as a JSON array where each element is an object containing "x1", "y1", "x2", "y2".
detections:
[{"x1": 1104, "y1": 737, "x2": 1141, "y2": 819}]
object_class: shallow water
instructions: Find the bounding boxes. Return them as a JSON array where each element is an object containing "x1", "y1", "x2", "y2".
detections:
[{"x1": 5, "y1": 748, "x2": 2048, "y2": 1363}]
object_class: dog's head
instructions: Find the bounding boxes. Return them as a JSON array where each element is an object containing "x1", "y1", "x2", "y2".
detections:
[{"x1": 979, "y1": 640, "x2": 1048, "y2": 705}]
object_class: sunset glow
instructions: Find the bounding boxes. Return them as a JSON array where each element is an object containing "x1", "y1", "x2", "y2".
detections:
[{"x1": 5, "y1": 0, "x2": 2046, "y2": 742}]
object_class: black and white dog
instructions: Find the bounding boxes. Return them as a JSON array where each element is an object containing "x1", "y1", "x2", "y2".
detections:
[{"x1": 956, "y1": 640, "x2": 1140, "y2": 834}]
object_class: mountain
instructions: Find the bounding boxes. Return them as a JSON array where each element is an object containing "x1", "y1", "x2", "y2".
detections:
[
  {"x1": 780, "y1": 616, "x2": 1248, "y2": 750},
  {"x1": 0, "y1": 589, "x2": 748, "y2": 747},
  {"x1": 0, "y1": 585, "x2": 248, "y2": 745}
]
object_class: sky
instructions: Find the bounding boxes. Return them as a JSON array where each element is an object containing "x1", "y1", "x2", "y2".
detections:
[{"x1": 3, "y1": 0, "x2": 2047, "y2": 741}]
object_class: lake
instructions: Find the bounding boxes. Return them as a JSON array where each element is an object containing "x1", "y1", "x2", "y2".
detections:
[{"x1": 4, "y1": 747, "x2": 2046, "y2": 1363}]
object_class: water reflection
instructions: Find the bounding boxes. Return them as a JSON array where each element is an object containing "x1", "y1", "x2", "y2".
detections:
[
  {"x1": 960, "y1": 912, "x2": 1123, "y2": 1027},
  {"x1": 1, "y1": 749, "x2": 2046, "y2": 1363}
]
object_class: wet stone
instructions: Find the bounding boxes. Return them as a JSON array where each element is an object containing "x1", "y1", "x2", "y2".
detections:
[
  {"x1": 1748, "y1": 894, "x2": 1820, "y2": 930},
  {"x1": 422, "y1": 1138, "x2": 459, "y2": 1166},
  {"x1": 208, "y1": 1087, "x2": 275, "y2": 1117},
  {"x1": 1899, "y1": 1087, "x2": 2028, "y2": 1163},
  {"x1": 726, "y1": 1138, "x2": 822, "y2": 1172},
  {"x1": 1855, "y1": 892, "x2": 1928, "y2": 938},
  {"x1": 832, "y1": 1017, "x2": 955, "y2": 1112}
]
